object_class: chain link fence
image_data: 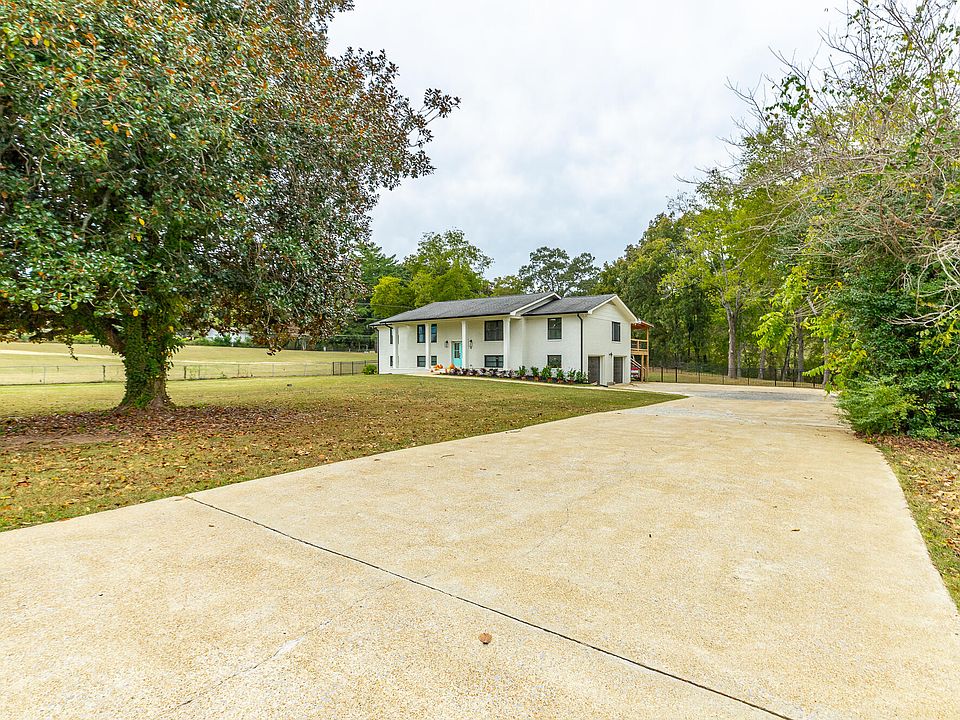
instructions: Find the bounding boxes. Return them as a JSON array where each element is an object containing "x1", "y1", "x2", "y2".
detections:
[{"x1": 0, "y1": 361, "x2": 372, "y2": 386}]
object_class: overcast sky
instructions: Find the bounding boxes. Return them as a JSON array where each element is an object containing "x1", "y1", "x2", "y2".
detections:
[{"x1": 328, "y1": 1, "x2": 837, "y2": 276}]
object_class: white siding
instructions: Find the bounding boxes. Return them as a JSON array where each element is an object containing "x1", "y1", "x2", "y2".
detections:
[
  {"x1": 581, "y1": 302, "x2": 633, "y2": 384},
  {"x1": 374, "y1": 297, "x2": 636, "y2": 383},
  {"x1": 521, "y1": 315, "x2": 583, "y2": 374}
]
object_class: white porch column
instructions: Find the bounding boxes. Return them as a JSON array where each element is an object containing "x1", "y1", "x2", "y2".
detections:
[
  {"x1": 461, "y1": 319, "x2": 468, "y2": 368},
  {"x1": 394, "y1": 325, "x2": 400, "y2": 369},
  {"x1": 503, "y1": 317, "x2": 511, "y2": 369},
  {"x1": 425, "y1": 325, "x2": 431, "y2": 371}
]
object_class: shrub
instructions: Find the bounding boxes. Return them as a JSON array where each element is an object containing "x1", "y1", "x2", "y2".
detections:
[
  {"x1": 836, "y1": 379, "x2": 915, "y2": 435},
  {"x1": 362, "y1": 363, "x2": 377, "y2": 375},
  {"x1": 530, "y1": 366, "x2": 539, "y2": 380},
  {"x1": 555, "y1": 368, "x2": 565, "y2": 382},
  {"x1": 518, "y1": 365, "x2": 526, "y2": 377}
]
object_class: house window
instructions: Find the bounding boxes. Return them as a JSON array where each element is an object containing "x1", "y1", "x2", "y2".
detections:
[
  {"x1": 612, "y1": 321, "x2": 621, "y2": 342},
  {"x1": 430, "y1": 355, "x2": 437, "y2": 367},
  {"x1": 417, "y1": 355, "x2": 426, "y2": 367},
  {"x1": 484, "y1": 355, "x2": 504, "y2": 368},
  {"x1": 417, "y1": 324, "x2": 426, "y2": 343},
  {"x1": 430, "y1": 324, "x2": 438, "y2": 342},
  {"x1": 389, "y1": 356, "x2": 393, "y2": 367},
  {"x1": 389, "y1": 327, "x2": 393, "y2": 345},
  {"x1": 547, "y1": 317, "x2": 562, "y2": 340},
  {"x1": 546, "y1": 354, "x2": 562, "y2": 368},
  {"x1": 484, "y1": 320, "x2": 503, "y2": 341}
]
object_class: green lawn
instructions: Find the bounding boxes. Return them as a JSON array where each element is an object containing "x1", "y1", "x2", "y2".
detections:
[
  {"x1": 0, "y1": 341, "x2": 374, "y2": 385},
  {"x1": 879, "y1": 438, "x2": 960, "y2": 610},
  {"x1": 0, "y1": 375, "x2": 676, "y2": 531}
]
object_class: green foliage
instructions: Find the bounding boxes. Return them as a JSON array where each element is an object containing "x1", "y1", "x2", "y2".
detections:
[
  {"x1": 410, "y1": 263, "x2": 475, "y2": 305},
  {"x1": 837, "y1": 380, "x2": 915, "y2": 435},
  {"x1": 405, "y1": 230, "x2": 491, "y2": 306},
  {"x1": 362, "y1": 363, "x2": 377, "y2": 375},
  {"x1": 368, "y1": 230, "x2": 491, "y2": 314},
  {"x1": 369, "y1": 276, "x2": 416, "y2": 320},
  {"x1": 517, "y1": 246, "x2": 598, "y2": 295},
  {"x1": 489, "y1": 274, "x2": 526, "y2": 296},
  {"x1": 0, "y1": 0, "x2": 455, "y2": 407},
  {"x1": 596, "y1": 213, "x2": 715, "y2": 365},
  {"x1": 404, "y1": 229, "x2": 491, "y2": 279},
  {"x1": 335, "y1": 239, "x2": 405, "y2": 341},
  {"x1": 595, "y1": 0, "x2": 960, "y2": 432},
  {"x1": 357, "y1": 239, "x2": 405, "y2": 289},
  {"x1": 741, "y1": 0, "x2": 960, "y2": 431}
]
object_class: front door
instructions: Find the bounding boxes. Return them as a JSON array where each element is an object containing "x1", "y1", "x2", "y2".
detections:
[
  {"x1": 613, "y1": 356, "x2": 624, "y2": 384},
  {"x1": 587, "y1": 355, "x2": 601, "y2": 385},
  {"x1": 452, "y1": 341, "x2": 462, "y2": 368}
]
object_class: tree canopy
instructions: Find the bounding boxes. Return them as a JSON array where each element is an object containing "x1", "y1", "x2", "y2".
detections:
[
  {"x1": 517, "y1": 246, "x2": 599, "y2": 296},
  {"x1": 0, "y1": 0, "x2": 456, "y2": 407},
  {"x1": 366, "y1": 229, "x2": 491, "y2": 315}
]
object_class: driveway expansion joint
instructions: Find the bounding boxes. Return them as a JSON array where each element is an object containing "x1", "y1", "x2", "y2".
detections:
[{"x1": 186, "y1": 494, "x2": 798, "y2": 720}]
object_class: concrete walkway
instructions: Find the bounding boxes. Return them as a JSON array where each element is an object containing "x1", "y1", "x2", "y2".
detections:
[{"x1": 2, "y1": 385, "x2": 958, "y2": 719}]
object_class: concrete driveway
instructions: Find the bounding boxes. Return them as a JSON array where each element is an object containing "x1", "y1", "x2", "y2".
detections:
[{"x1": 2, "y1": 384, "x2": 958, "y2": 719}]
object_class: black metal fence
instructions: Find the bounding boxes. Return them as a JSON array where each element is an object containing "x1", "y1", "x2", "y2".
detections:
[
  {"x1": 639, "y1": 363, "x2": 823, "y2": 389},
  {"x1": 0, "y1": 360, "x2": 373, "y2": 386}
]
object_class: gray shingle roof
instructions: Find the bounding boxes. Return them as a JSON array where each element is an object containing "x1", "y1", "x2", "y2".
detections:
[
  {"x1": 372, "y1": 293, "x2": 557, "y2": 324},
  {"x1": 520, "y1": 294, "x2": 618, "y2": 316}
]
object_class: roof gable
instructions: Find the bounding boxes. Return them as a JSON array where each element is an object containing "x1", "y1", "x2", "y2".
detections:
[{"x1": 521, "y1": 294, "x2": 616, "y2": 316}]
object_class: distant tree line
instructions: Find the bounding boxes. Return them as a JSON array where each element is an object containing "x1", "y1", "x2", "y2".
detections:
[{"x1": 365, "y1": 230, "x2": 602, "y2": 322}]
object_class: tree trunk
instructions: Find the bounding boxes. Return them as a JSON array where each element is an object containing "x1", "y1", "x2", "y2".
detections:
[
  {"x1": 781, "y1": 334, "x2": 793, "y2": 381},
  {"x1": 822, "y1": 338, "x2": 831, "y2": 386},
  {"x1": 118, "y1": 315, "x2": 174, "y2": 410},
  {"x1": 758, "y1": 347, "x2": 767, "y2": 380},
  {"x1": 795, "y1": 314, "x2": 804, "y2": 382},
  {"x1": 724, "y1": 304, "x2": 737, "y2": 379}
]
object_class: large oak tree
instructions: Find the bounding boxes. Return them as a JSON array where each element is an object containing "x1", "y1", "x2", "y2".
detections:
[{"x1": 0, "y1": 0, "x2": 455, "y2": 407}]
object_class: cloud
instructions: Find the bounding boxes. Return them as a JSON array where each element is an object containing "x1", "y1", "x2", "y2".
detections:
[{"x1": 328, "y1": 0, "x2": 836, "y2": 274}]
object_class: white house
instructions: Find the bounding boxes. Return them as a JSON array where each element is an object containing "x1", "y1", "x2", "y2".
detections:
[{"x1": 371, "y1": 293, "x2": 642, "y2": 385}]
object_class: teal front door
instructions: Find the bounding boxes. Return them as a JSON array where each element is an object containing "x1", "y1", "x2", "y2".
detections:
[{"x1": 452, "y1": 341, "x2": 462, "y2": 368}]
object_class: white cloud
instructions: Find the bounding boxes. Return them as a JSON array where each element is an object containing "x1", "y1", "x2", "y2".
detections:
[{"x1": 328, "y1": 0, "x2": 836, "y2": 274}]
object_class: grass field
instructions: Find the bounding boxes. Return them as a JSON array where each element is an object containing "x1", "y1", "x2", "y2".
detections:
[
  {"x1": 0, "y1": 341, "x2": 373, "y2": 385},
  {"x1": 879, "y1": 438, "x2": 960, "y2": 609},
  {"x1": 0, "y1": 375, "x2": 676, "y2": 531}
]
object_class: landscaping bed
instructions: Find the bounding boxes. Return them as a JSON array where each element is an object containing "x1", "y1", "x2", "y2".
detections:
[{"x1": 435, "y1": 364, "x2": 589, "y2": 384}]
